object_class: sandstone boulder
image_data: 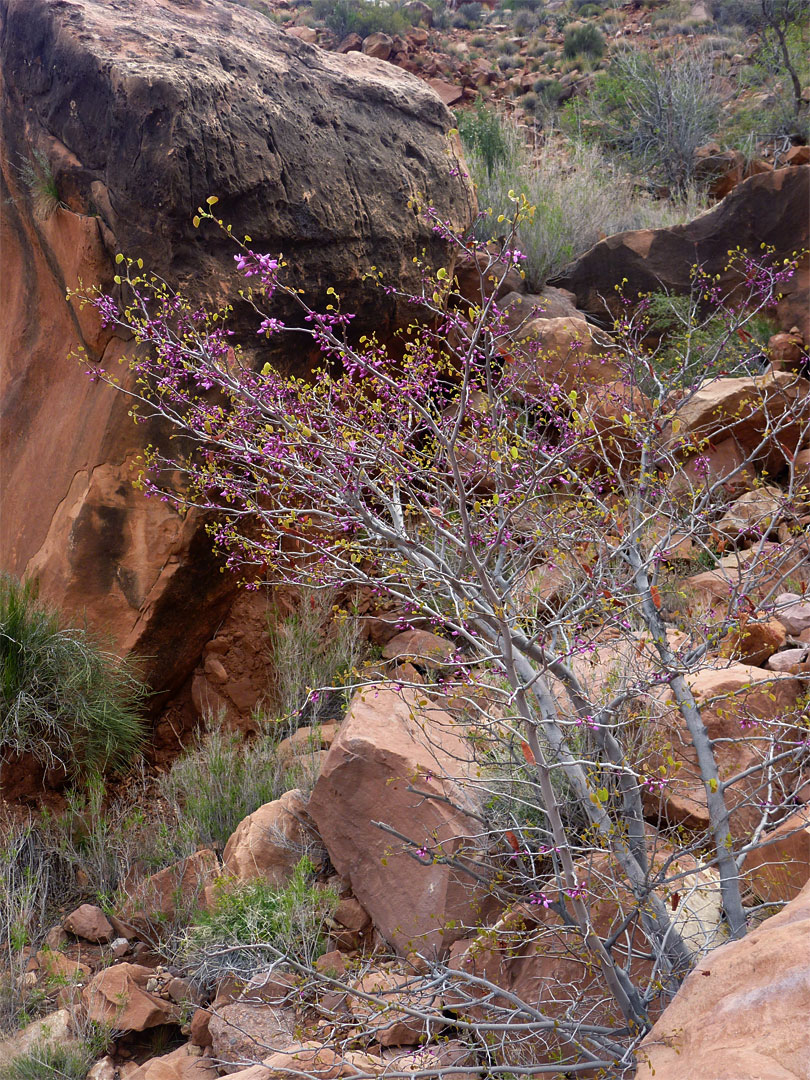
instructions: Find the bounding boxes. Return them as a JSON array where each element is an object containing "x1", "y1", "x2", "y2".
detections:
[
  {"x1": 693, "y1": 142, "x2": 745, "y2": 200},
  {"x1": 223, "y1": 789, "x2": 312, "y2": 886},
  {"x1": 83, "y1": 962, "x2": 178, "y2": 1031},
  {"x1": 671, "y1": 371, "x2": 810, "y2": 474},
  {"x1": 63, "y1": 903, "x2": 113, "y2": 943},
  {"x1": 686, "y1": 542, "x2": 810, "y2": 610},
  {"x1": 714, "y1": 486, "x2": 784, "y2": 543},
  {"x1": 768, "y1": 329, "x2": 806, "y2": 371},
  {"x1": 644, "y1": 664, "x2": 801, "y2": 837},
  {"x1": 276, "y1": 724, "x2": 339, "y2": 768},
  {"x1": 348, "y1": 969, "x2": 443, "y2": 1046},
  {"x1": 772, "y1": 592, "x2": 810, "y2": 635},
  {"x1": 239, "y1": 1043, "x2": 383, "y2": 1080},
  {"x1": 308, "y1": 683, "x2": 487, "y2": 956},
  {"x1": 635, "y1": 878, "x2": 810, "y2": 1079},
  {"x1": 0, "y1": 1009, "x2": 72, "y2": 1070},
  {"x1": 35, "y1": 948, "x2": 91, "y2": 984},
  {"x1": 382, "y1": 630, "x2": 457, "y2": 670},
  {"x1": 126, "y1": 1045, "x2": 219, "y2": 1080},
  {"x1": 506, "y1": 316, "x2": 620, "y2": 395},
  {"x1": 449, "y1": 846, "x2": 724, "y2": 1066},
  {"x1": 380, "y1": 1043, "x2": 476, "y2": 1080},
  {"x1": 453, "y1": 251, "x2": 527, "y2": 303},
  {"x1": 0, "y1": 0, "x2": 473, "y2": 702},
  {"x1": 767, "y1": 645, "x2": 810, "y2": 673},
  {"x1": 209, "y1": 1000, "x2": 295, "y2": 1074},
  {"x1": 669, "y1": 436, "x2": 756, "y2": 499},
  {"x1": 579, "y1": 380, "x2": 652, "y2": 470},
  {"x1": 551, "y1": 167, "x2": 810, "y2": 339},
  {"x1": 362, "y1": 32, "x2": 393, "y2": 60},
  {"x1": 718, "y1": 617, "x2": 785, "y2": 667},
  {"x1": 285, "y1": 25, "x2": 317, "y2": 44},
  {"x1": 497, "y1": 288, "x2": 581, "y2": 330},
  {"x1": 742, "y1": 806, "x2": 810, "y2": 904}
]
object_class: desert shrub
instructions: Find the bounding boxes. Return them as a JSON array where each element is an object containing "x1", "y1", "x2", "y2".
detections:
[
  {"x1": 640, "y1": 287, "x2": 772, "y2": 388},
  {"x1": 455, "y1": 101, "x2": 514, "y2": 178},
  {"x1": 453, "y1": 2, "x2": 484, "y2": 28},
  {"x1": 4, "y1": 1033, "x2": 108, "y2": 1080},
  {"x1": 471, "y1": 32, "x2": 488, "y2": 46},
  {"x1": 157, "y1": 720, "x2": 294, "y2": 850},
  {"x1": 711, "y1": 0, "x2": 762, "y2": 32},
  {"x1": 181, "y1": 856, "x2": 337, "y2": 990},
  {"x1": 0, "y1": 576, "x2": 145, "y2": 781},
  {"x1": 563, "y1": 22, "x2": 605, "y2": 59},
  {"x1": 267, "y1": 589, "x2": 362, "y2": 728},
  {"x1": 575, "y1": 46, "x2": 720, "y2": 193},
  {"x1": 518, "y1": 91, "x2": 539, "y2": 114},
  {"x1": 310, "y1": 0, "x2": 413, "y2": 39},
  {"x1": 532, "y1": 75, "x2": 562, "y2": 99},
  {"x1": 514, "y1": 9, "x2": 539, "y2": 34},
  {"x1": 526, "y1": 37, "x2": 549, "y2": 56},
  {"x1": 0, "y1": 820, "x2": 75, "y2": 1034},
  {"x1": 459, "y1": 111, "x2": 707, "y2": 284}
]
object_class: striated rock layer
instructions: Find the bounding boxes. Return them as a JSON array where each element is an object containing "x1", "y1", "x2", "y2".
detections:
[{"x1": 0, "y1": 0, "x2": 473, "y2": 718}]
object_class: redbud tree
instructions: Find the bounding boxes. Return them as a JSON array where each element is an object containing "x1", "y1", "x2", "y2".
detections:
[{"x1": 74, "y1": 198, "x2": 810, "y2": 1074}]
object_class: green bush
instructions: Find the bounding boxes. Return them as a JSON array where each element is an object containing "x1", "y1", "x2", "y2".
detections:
[
  {"x1": 158, "y1": 721, "x2": 297, "y2": 850},
  {"x1": 455, "y1": 102, "x2": 514, "y2": 179},
  {"x1": 452, "y1": 2, "x2": 484, "y2": 29},
  {"x1": 267, "y1": 589, "x2": 362, "y2": 728},
  {"x1": 0, "y1": 576, "x2": 145, "y2": 780},
  {"x1": 639, "y1": 288, "x2": 772, "y2": 389},
  {"x1": 563, "y1": 22, "x2": 605, "y2": 59},
  {"x1": 310, "y1": 0, "x2": 413, "y2": 39},
  {"x1": 182, "y1": 856, "x2": 337, "y2": 990},
  {"x1": 514, "y1": 9, "x2": 539, "y2": 34}
]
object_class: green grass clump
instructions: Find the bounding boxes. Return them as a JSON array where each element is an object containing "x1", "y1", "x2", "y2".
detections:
[
  {"x1": 0, "y1": 576, "x2": 145, "y2": 780},
  {"x1": 158, "y1": 721, "x2": 301, "y2": 851},
  {"x1": 182, "y1": 856, "x2": 337, "y2": 990},
  {"x1": 4, "y1": 1025, "x2": 108, "y2": 1080},
  {"x1": 458, "y1": 107, "x2": 707, "y2": 286}
]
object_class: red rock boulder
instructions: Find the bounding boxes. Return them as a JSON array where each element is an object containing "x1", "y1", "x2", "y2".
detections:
[
  {"x1": 635, "y1": 878, "x2": 810, "y2": 1079},
  {"x1": 308, "y1": 683, "x2": 488, "y2": 956}
]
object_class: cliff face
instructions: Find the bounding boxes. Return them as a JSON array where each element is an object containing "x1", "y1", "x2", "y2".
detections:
[{"x1": 0, "y1": 0, "x2": 473, "y2": 701}]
